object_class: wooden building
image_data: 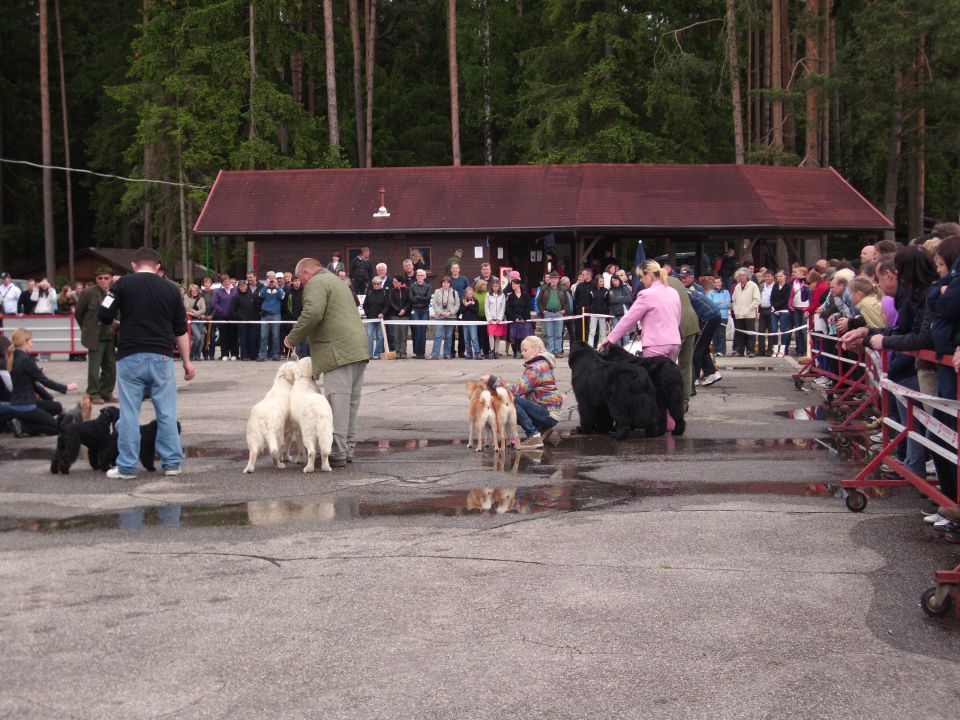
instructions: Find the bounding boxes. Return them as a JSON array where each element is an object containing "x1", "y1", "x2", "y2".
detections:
[{"x1": 193, "y1": 163, "x2": 892, "y2": 282}]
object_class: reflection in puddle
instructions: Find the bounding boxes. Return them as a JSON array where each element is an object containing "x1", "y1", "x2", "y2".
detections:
[{"x1": 2, "y1": 477, "x2": 884, "y2": 534}]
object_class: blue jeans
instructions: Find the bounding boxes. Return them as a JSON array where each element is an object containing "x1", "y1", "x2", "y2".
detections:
[
  {"x1": 412, "y1": 309, "x2": 429, "y2": 355},
  {"x1": 116, "y1": 353, "x2": 182, "y2": 474},
  {"x1": 514, "y1": 397, "x2": 558, "y2": 438},
  {"x1": 366, "y1": 322, "x2": 384, "y2": 358},
  {"x1": 771, "y1": 311, "x2": 792, "y2": 352},
  {"x1": 791, "y1": 310, "x2": 808, "y2": 355},
  {"x1": 543, "y1": 311, "x2": 564, "y2": 353},
  {"x1": 463, "y1": 324, "x2": 481, "y2": 356},
  {"x1": 712, "y1": 319, "x2": 727, "y2": 355},
  {"x1": 259, "y1": 314, "x2": 280, "y2": 359},
  {"x1": 190, "y1": 321, "x2": 204, "y2": 359},
  {"x1": 432, "y1": 323, "x2": 454, "y2": 358}
]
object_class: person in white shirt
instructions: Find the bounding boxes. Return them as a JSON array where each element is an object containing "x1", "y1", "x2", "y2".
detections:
[
  {"x1": 0, "y1": 273, "x2": 21, "y2": 315},
  {"x1": 757, "y1": 270, "x2": 775, "y2": 356}
]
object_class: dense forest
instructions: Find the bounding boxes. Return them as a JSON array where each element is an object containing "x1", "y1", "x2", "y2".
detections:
[{"x1": 1, "y1": 0, "x2": 959, "y2": 279}]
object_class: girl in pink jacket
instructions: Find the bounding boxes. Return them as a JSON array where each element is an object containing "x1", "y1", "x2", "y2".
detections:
[{"x1": 601, "y1": 261, "x2": 681, "y2": 358}]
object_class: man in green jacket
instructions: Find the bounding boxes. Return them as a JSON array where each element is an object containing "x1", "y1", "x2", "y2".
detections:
[
  {"x1": 74, "y1": 266, "x2": 117, "y2": 404},
  {"x1": 666, "y1": 273, "x2": 700, "y2": 407},
  {"x1": 285, "y1": 257, "x2": 369, "y2": 468}
]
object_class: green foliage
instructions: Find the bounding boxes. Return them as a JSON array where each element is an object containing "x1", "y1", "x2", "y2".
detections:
[{"x1": 3, "y1": 0, "x2": 960, "y2": 272}]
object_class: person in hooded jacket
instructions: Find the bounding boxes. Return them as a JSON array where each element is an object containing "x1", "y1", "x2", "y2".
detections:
[
  {"x1": 231, "y1": 279, "x2": 261, "y2": 360},
  {"x1": 362, "y1": 276, "x2": 389, "y2": 359},
  {"x1": 386, "y1": 275, "x2": 411, "y2": 358}
]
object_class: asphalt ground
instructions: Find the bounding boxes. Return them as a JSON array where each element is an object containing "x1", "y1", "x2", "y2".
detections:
[{"x1": 1, "y1": 350, "x2": 959, "y2": 719}]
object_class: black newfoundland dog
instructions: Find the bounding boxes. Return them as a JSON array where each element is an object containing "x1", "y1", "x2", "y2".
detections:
[
  {"x1": 50, "y1": 406, "x2": 119, "y2": 474},
  {"x1": 568, "y1": 343, "x2": 661, "y2": 439},
  {"x1": 605, "y1": 345, "x2": 686, "y2": 436},
  {"x1": 99, "y1": 420, "x2": 183, "y2": 473}
]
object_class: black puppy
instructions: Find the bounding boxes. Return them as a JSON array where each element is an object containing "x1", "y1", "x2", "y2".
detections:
[
  {"x1": 50, "y1": 406, "x2": 120, "y2": 474},
  {"x1": 568, "y1": 343, "x2": 660, "y2": 439},
  {"x1": 99, "y1": 420, "x2": 183, "y2": 473},
  {"x1": 606, "y1": 345, "x2": 686, "y2": 436}
]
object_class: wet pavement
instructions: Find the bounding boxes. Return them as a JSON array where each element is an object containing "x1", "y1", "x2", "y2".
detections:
[{"x1": 1, "y1": 353, "x2": 958, "y2": 719}]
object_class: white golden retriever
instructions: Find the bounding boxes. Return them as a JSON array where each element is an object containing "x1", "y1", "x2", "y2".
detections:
[
  {"x1": 243, "y1": 361, "x2": 299, "y2": 473},
  {"x1": 289, "y1": 357, "x2": 334, "y2": 473}
]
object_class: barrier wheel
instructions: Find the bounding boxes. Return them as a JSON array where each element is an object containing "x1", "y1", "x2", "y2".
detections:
[
  {"x1": 836, "y1": 435, "x2": 851, "y2": 448},
  {"x1": 920, "y1": 586, "x2": 954, "y2": 618},
  {"x1": 833, "y1": 409, "x2": 847, "y2": 422},
  {"x1": 844, "y1": 490, "x2": 867, "y2": 513},
  {"x1": 794, "y1": 379, "x2": 804, "y2": 391}
]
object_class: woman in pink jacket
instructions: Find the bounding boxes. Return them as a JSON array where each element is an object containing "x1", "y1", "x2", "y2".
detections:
[{"x1": 600, "y1": 260, "x2": 681, "y2": 358}]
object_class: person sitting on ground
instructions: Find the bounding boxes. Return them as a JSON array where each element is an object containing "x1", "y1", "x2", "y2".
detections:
[
  {"x1": 5, "y1": 328, "x2": 78, "y2": 436},
  {"x1": 483, "y1": 335, "x2": 561, "y2": 449}
]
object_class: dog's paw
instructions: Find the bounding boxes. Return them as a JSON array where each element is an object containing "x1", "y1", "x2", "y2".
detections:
[
  {"x1": 243, "y1": 465, "x2": 254, "y2": 474},
  {"x1": 302, "y1": 464, "x2": 315, "y2": 473}
]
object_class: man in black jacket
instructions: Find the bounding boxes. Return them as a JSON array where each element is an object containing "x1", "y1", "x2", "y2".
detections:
[
  {"x1": 387, "y1": 275, "x2": 411, "y2": 358},
  {"x1": 350, "y1": 247, "x2": 373, "y2": 295},
  {"x1": 98, "y1": 247, "x2": 195, "y2": 479},
  {"x1": 572, "y1": 269, "x2": 596, "y2": 343},
  {"x1": 362, "y1": 276, "x2": 389, "y2": 358}
]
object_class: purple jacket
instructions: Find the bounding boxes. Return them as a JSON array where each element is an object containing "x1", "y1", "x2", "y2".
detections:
[{"x1": 213, "y1": 286, "x2": 237, "y2": 319}]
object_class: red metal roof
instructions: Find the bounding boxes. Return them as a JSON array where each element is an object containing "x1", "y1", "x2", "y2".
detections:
[{"x1": 193, "y1": 163, "x2": 892, "y2": 236}]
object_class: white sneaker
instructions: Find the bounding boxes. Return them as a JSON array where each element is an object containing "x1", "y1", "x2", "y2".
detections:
[
  {"x1": 814, "y1": 377, "x2": 830, "y2": 386},
  {"x1": 106, "y1": 467, "x2": 137, "y2": 480},
  {"x1": 694, "y1": 379, "x2": 701, "y2": 386},
  {"x1": 163, "y1": 467, "x2": 181, "y2": 477},
  {"x1": 870, "y1": 433, "x2": 882, "y2": 444},
  {"x1": 926, "y1": 459, "x2": 936, "y2": 476},
  {"x1": 222, "y1": 356, "x2": 229, "y2": 361},
  {"x1": 924, "y1": 512, "x2": 945, "y2": 524},
  {"x1": 702, "y1": 372, "x2": 722, "y2": 386},
  {"x1": 520, "y1": 433, "x2": 544, "y2": 449}
]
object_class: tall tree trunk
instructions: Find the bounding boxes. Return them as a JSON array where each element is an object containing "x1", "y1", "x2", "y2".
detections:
[
  {"x1": 39, "y1": 0, "x2": 56, "y2": 280},
  {"x1": 349, "y1": 0, "x2": 365, "y2": 166},
  {"x1": 481, "y1": 0, "x2": 492, "y2": 165},
  {"x1": 177, "y1": 134, "x2": 190, "y2": 288},
  {"x1": 291, "y1": 52, "x2": 302, "y2": 107},
  {"x1": 882, "y1": 70, "x2": 903, "y2": 241},
  {"x1": 726, "y1": 0, "x2": 745, "y2": 164},
  {"x1": 761, "y1": 18, "x2": 771, "y2": 146},
  {"x1": 323, "y1": 0, "x2": 340, "y2": 148},
  {"x1": 54, "y1": 0, "x2": 74, "y2": 281},
  {"x1": 746, "y1": 19, "x2": 753, "y2": 155},
  {"x1": 447, "y1": 0, "x2": 461, "y2": 166},
  {"x1": 908, "y1": 33, "x2": 927, "y2": 240},
  {"x1": 141, "y1": 0, "x2": 152, "y2": 248},
  {"x1": 781, "y1": 0, "x2": 796, "y2": 156},
  {"x1": 770, "y1": 0, "x2": 783, "y2": 155},
  {"x1": 802, "y1": 0, "x2": 821, "y2": 167},
  {"x1": 821, "y1": 9, "x2": 833, "y2": 167},
  {"x1": 364, "y1": 0, "x2": 376, "y2": 168},
  {"x1": 306, "y1": 1, "x2": 315, "y2": 118},
  {"x1": 248, "y1": 2, "x2": 256, "y2": 150},
  {"x1": 0, "y1": 31, "x2": 4, "y2": 272}
]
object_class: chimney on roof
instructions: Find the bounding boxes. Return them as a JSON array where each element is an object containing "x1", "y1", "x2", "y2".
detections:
[{"x1": 373, "y1": 187, "x2": 391, "y2": 218}]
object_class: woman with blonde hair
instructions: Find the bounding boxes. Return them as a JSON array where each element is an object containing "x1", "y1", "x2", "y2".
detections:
[
  {"x1": 183, "y1": 283, "x2": 207, "y2": 360},
  {"x1": 599, "y1": 260, "x2": 681, "y2": 359},
  {"x1": 849, "y1": 276, "x2": 886, "y2": 329},
  {"x1": 5, "y1": 328, "x2": 78, "y2": 436}
]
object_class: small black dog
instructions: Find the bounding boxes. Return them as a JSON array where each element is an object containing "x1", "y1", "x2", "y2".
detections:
[
  {"x1": 99, "y1": 420, "x2": 183, "y2": 473},
  {"x1": 50, "y1": 406, "x2": 120, "y2": 474}
]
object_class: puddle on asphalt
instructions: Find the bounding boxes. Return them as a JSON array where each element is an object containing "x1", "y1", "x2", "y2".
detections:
[{"x1": 1, "y1": 477, "x2": 877, "y2": 534}]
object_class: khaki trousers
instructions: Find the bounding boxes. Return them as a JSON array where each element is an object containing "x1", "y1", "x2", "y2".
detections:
[{"x1": 322, "y1": 360, "x2": 368, "y2": 461}]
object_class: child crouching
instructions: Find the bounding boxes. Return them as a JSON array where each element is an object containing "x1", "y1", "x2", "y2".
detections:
[{"x1": 482, "y1": 335, "x2": 562, "y2": 449}]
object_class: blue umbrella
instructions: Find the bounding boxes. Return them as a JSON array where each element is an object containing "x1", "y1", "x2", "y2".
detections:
[{"x1": 633, "y1": 240, "x2": 646, "y2": 295}]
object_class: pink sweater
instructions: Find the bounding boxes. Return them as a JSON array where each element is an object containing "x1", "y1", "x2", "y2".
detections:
[{"x1": 605, "y1": 281, "x2": 681, "y2": 352}]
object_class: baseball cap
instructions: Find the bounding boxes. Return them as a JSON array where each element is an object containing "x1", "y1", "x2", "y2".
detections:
[
  {"x1": 678, "y1": 269, "x2": 694, "y2": 277},
  {"x1": 548, "y1": 270, "x2": 560, "y2": 278}
]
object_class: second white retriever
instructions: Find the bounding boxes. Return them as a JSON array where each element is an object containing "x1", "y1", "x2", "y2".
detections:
[
  {"x1": 243, "y1": 361, "x2": 299, "y2": 473},
  {"x1": 289, "y1": 357, "x2": 334, "y2": 473}
]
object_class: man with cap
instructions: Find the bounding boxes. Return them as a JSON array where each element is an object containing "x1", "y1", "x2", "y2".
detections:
[
  {"x1": 75, "y1": 266, "x2": 117, "y2": 404},
  {"x1": 0, "y1": 272, "x2": 21, "y2": 317},
  {"x1": 536, "y1": 270, "x2": 566, "y2": 356},
  {"x1": 678, "y1": 268, "x2": 704, "y2": 293}
]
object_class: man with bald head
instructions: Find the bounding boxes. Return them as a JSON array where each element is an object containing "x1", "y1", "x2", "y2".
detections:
[
  {"x1": 284, "y1": 258, "x2": 369, "y2": 468},
  {"x1": 860, "y1": 244, "x2": 878, "y2": 267}
]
